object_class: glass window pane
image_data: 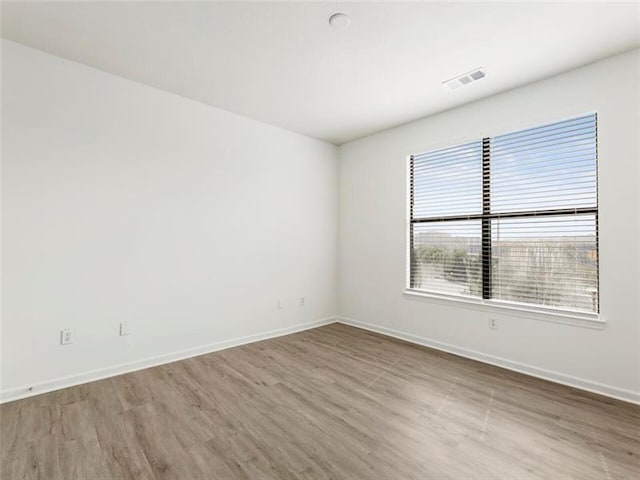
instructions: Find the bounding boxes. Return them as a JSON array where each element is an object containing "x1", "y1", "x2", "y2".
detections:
[
  {"x1": 412, "y1": 141, "x2": 482, "y2": 218},
  {"x1": 491, "y1": 115, "x2": 597, "y2": 213},
  {"x1": 491, "y1": 214, "x2": 598, "y2": 313},
  {"x1": 411, "y1": 221, "x2": 481, "y2": 297}
]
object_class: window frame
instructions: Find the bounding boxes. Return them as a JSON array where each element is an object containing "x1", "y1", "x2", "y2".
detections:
[{"x1": 405, "y1": 113, "x2": 601, "y2": 323}]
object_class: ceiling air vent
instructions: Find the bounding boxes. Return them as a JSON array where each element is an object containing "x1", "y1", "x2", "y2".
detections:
[{"x1": 443, "y1": 68, "x2": 486, "y2": 91}]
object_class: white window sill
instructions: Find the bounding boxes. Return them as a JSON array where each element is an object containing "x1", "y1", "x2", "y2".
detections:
[{"x1": 402, "y1": 289, "x2": 605, "y2": 330}]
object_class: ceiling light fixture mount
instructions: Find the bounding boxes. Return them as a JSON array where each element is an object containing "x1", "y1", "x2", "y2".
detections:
[
  {"x1": 443, "y1": 68, "x2": 486, "y2": 91},
  {"x1": 329, "y1": 13, "x2": 351, "y2": 30}
]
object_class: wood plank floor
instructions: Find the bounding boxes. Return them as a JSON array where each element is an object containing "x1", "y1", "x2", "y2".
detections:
[{"x1": 1, "y1": 323, "x2": 639, "y2": 479}]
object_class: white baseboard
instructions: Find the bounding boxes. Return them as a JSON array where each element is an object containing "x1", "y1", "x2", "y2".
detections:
[
  {"x1": 0, "y1": 316, "x2": 337, "y2": 404},
  {"x1": 337, "y1": 316, "x2": 640, "y2": 406},
  {"x1": 5, "y1": 315, "x2": 638, "y2": 406}
]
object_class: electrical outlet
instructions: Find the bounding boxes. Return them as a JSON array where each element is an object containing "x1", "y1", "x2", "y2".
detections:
[
  {"x1": 299, "y1": 297, "x2": 305, "y2": 307},
  {"x1": 60, "y1": 328, "x2": 73, "y2": 345},
  {"x1": 488, "y1": 318, "x2": 498, "y2": 330},
  {"x1": 119, "y1": 322, "x2": 130, "y2": 336},
  {"x1": 277, "y1": 299, "x2": 284, "y2": 309}
]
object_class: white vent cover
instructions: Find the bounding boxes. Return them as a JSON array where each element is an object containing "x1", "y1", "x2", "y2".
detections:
[{"x1": 443, "y1": 68, "x2": 486, "y2": 90}]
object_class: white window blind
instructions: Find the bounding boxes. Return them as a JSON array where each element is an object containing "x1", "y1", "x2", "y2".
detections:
[{"x1": 409, "y1": 113, "x2": 598, "y2": 314}]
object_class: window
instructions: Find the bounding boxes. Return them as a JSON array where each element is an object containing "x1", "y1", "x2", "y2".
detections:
[{"x1": 409, "y1": 114, "x2": 598, "y2": 315}]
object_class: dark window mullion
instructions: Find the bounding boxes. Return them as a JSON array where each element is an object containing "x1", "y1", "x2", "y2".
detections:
[
  {"x1": 482, "y1": 137, "x2": 492, "y2": 300},
  {"x1": 411, "y1": 206, "x2": 597, "y2": 224},
  {"x1": 409, "y1": 155, "x2": 416, "y2": 289},
  {"x1": 594, "y1": 113, "x2": 600, "y2": 313}
]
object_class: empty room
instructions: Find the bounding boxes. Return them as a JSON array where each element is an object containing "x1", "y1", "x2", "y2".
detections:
[{"x1": 1, "y1": 1, "x2": 639, "y2": 479}]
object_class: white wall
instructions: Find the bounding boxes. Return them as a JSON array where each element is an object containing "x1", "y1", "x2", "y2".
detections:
[
  {"x1": 338, "y1": 49, "x2": 640, "y2": 403},
  {"x1": 1, "y1": 40, "x2": 338, "y2": 400},
  {"x1": 3, "y1": 39, "x2": 639, "y2": 405}
]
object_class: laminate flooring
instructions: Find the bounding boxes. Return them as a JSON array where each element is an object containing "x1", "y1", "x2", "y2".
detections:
[{"x1": 1, "y1": 323, "x2": 639, "y2": 479}]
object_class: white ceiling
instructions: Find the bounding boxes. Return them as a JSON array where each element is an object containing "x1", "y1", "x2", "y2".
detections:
[{"x1": 2, "y1": 1, "x2": 639, "y2": 145}]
